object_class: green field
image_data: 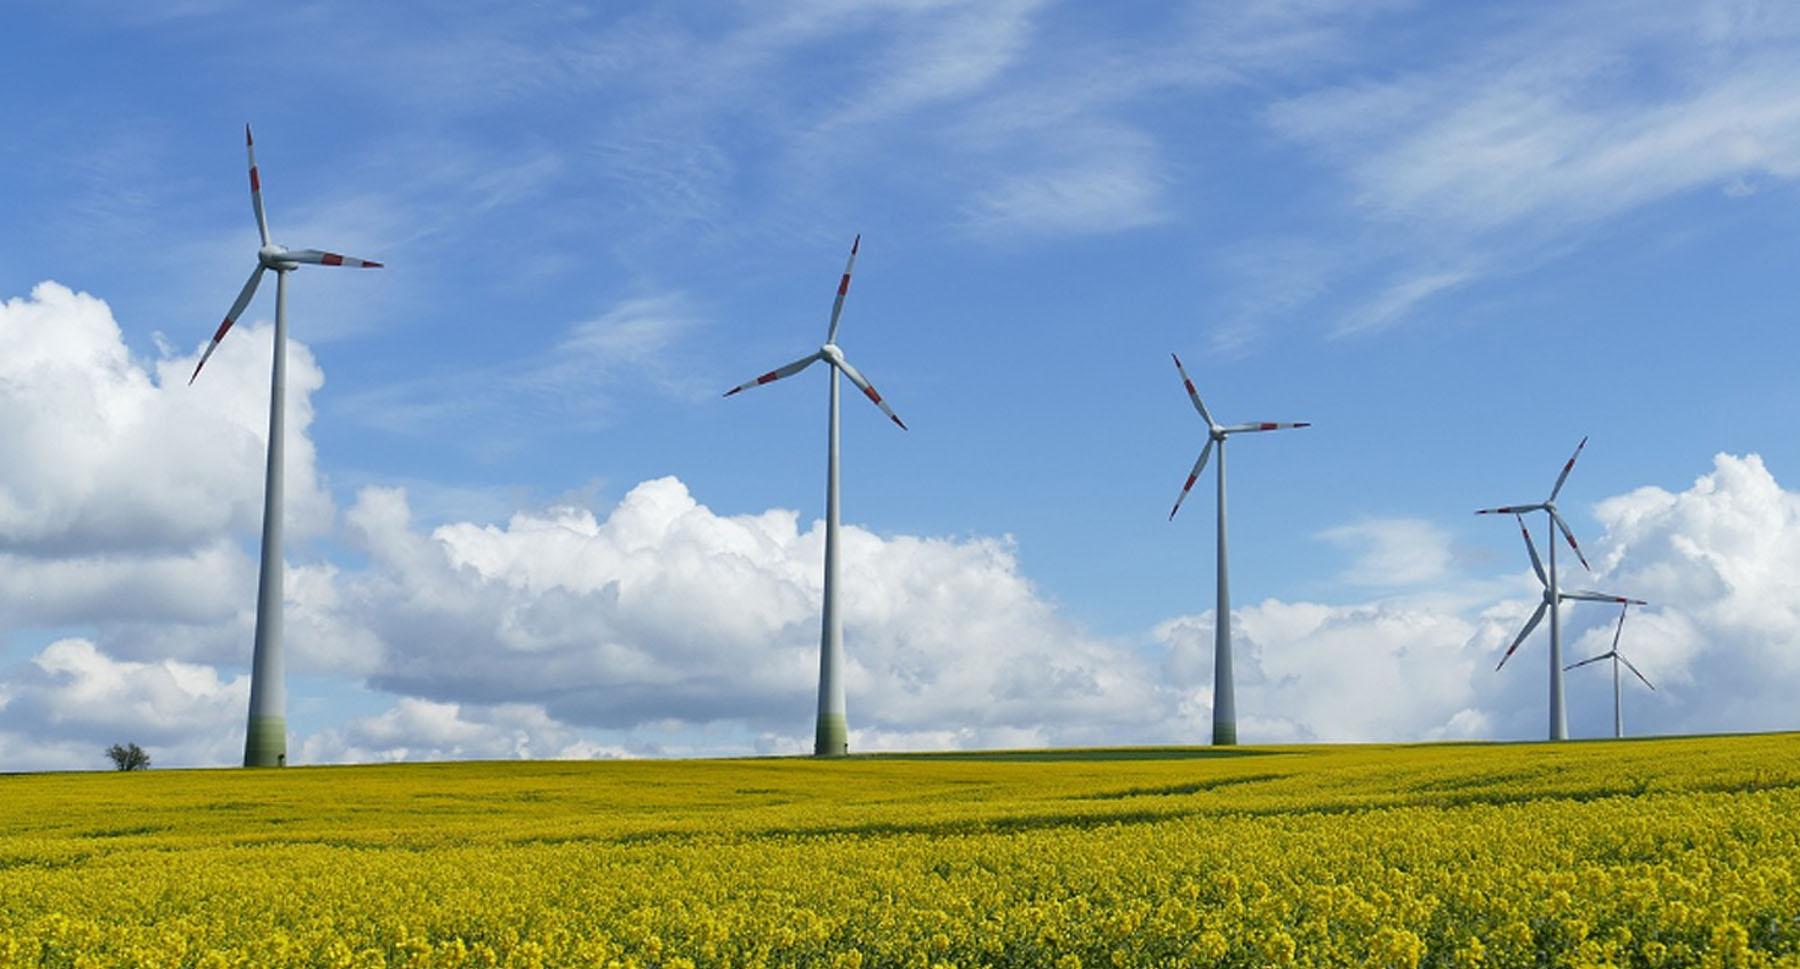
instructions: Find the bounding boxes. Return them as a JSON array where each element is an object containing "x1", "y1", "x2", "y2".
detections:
[{"x1": 2, "y1": 734, "x2": 1797, "y2": 967}]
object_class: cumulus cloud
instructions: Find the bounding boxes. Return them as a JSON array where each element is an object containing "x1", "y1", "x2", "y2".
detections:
[
  {"x1": 298, "y1": 698, "x2": 629, "y2": 764},
  {"x1": 331, "y1": 477, "x2": 1168, "y2": 749},
  {"x1": 0, "y1": 282, "x2": 332, "y2": 665},
  {"x1": 0, "y1": 639, "x2": 246, "y2": 770},
  {"x1": 1156, "y1": 600, "x2": 1489, "y2": 743},
  {"x1": 3, "y1": 286, "x2": 1796, "y2": 763},
  {"x1": 1578, "y1": 453, "x2": 1800, "y2": 735},
  {"x1": 12, "y1": 450, "x2": 1800, "y2": 765},
  {"x1": 0, "y1": 281, "x2": 331, "y2": 557}
]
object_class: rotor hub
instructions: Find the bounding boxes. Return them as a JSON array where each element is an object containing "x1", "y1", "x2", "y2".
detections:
[
  {"x1": 820, "y1": 343, "x2": 845, "y2": 367},
  {"x1": 257, "y1": 244, "x2": 295, "y2": 270}
]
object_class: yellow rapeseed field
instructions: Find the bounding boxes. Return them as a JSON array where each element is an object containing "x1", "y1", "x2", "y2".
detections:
[{"x1": 2, "y1": 734, "x2": 1797, "y2": 968}]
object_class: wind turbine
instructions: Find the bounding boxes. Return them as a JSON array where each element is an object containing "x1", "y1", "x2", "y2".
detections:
[
  {"x1": 1566, "y1": 599, "x2": 1654, "y2": 739},
  {"x1": 1167, "y1": 353, "x2": 1309, "y2": 746},
  {"x1": 723, "y1": 236, "x2": 905, "y2": 757},
  {"x1": 1476, "y1": 438, "x2": 1592, "y2": 741},
  {"x1": 191, "y1": 125, "x2": 382, "y2": 767}
]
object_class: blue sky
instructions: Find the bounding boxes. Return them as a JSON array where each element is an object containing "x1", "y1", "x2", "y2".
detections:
[{"x1": 3, "y1": 0, "x2": 1799, "y2": 768}]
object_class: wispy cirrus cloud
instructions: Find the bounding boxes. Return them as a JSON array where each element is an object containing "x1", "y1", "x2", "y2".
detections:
[
  {"x1": 334, "y1": 292, "x2": 706, "y2": 445},
  {"x1": 1225, "y1": 1, "x2": 1800, "y2": 343}
]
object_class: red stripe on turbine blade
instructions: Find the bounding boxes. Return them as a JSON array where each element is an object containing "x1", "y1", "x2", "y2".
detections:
[
  {"x1": 862, "y1": 386, "x2": 882, "y2": 404},
  {"x1": 210, "y1": 318, "x2": 233, "y2": 341},
  {"x1": 1259, "y1": 423, "x2": 1277, "y2": 430},
  {"x1": 249, "y1": 167, "x2": 260, "y2": 192},
  {"x1": 321, "y1": 253, "x2": 345, "y2": 266},
  {"x1": 1184, "y1": 474, "x2": 1198, "y2": 490},
  {"x1": 362, "y1": 260, "x2": 383, "y2": 268},
  {"x1": 851, "y1": 234, "x2": 860, "y2": 254},
  {"x1": 838, "y1": 274, "x2": 851, "y2": 296},
  {"x1": 891, "y1": 415, "x2": 906, "y2": 430},
  {"x1": 1184, "y1": 380, "x2": 1196, "y2": 394},
  {"x1": 756, "y1": 371, "x2": 779, "y2": 385}
]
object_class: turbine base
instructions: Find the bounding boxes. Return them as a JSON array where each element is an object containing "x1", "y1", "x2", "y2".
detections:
[
  {"x1": 243, "y1": 714, "x2": 287, "y2": 767},
  {"x1": 814, "y1": 713, "x2": 848, "y2": 757}
]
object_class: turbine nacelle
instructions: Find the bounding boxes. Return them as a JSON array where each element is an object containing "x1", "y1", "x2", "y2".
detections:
[{"x1": 258, "y1": 245, "x2": 298, "y2": 271}]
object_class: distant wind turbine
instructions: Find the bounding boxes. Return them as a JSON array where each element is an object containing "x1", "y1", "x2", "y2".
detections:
[
  {"x1": 191, "y1": 125, "x2": 382, "y2": 767},
  {"x1": 1476, "y1": 439, "x2": 1593, "y2": 741},
  {"x1": 1566, "y1": 599, "x2": 1654, "y2": 739},
  {"x1": 1167, "y1": 353, "x2": 1309, "y2": 746},
  {"x1": 724, "y1": 236, "x2": 905, "y2": 757}
]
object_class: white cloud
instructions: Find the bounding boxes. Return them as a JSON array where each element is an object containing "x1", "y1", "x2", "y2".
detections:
[
  {"x1": 963, "y1": 154, "x2": 1169, "y2": 239},
  {"x1": 1578, "y1": 453, "x2": 1800, "y2": 734},
  {"x1": 4, "y1": 285, "x2": 1798, "y2": 762},
  {"x1": 0, "y1": 281, "x2": 331, "y2": 555},
  {"x1": 1239, "y1": 2, "x2": 1800, "y2": 339},
  {"x1": 298, "y1": 697, "x2": 628, "y2": 764},
  {"x1": 334, "y1": 292, "x2": 704, "y2": 444},
  {"x1": 0, "y1": 282, "x2": 338, "y2": 668},
  {"x1": 13, "y1": 452, "x2": 1800, "y2": 764},
  {"x1": 0, "y1": 639, "x2": 246, "y2": 770},
  {"x1": 331, "y1": 476, "x2": 1167, "y2": 747},
  {"x1": 1156, "y1": 599, "x2": 1488, "y2": 743},
  {"x1": 1317, "y1": 517, "x2": 1457, "y2": 588}
]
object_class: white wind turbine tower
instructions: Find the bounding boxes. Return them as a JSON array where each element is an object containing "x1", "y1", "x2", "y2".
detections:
[
  {"x1": 1167, "y1": 354, "x2": 1309, "y2": 746},
  {"x1": 1476, "y1": 438, "x2": 1593, "y2": 741},
  {"x1": 1566, "y1": 599, "x2": 1655, "y2": 739},
  {"x1": 190, "y1": 125, "x2": 382, "y2": 767},
  {"x1": 724, "y1": 236, "x2": 906, "y2": 757}
]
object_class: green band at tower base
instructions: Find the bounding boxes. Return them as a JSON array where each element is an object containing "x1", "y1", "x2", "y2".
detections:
[
  {"x1": 1212, "y1": 721, "x2": 1237, "y2": 746},
  {"x1": 814, "y1": 713, "x2": 847, "y2": 757},
  {"x1": 244, "y1": 715, "x2": 287, "y2": 767}
]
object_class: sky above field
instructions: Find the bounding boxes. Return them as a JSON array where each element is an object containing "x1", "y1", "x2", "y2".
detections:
[{"x1": 3, "y1": 0, "x2": 1800, "y2": 769}]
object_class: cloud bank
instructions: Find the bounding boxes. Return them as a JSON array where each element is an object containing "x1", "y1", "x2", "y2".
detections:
[{"x1": 2, "y1": 283, "x2": 1798, "y2": 768}]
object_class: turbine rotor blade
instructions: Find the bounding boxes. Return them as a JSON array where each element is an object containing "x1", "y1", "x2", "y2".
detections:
[
  {"x1": 191, "y1": 264, "x2": 266, "y2": 384},
  {"x1": 1548, "y1": 435, "x2": 1588, "y2": 502},
  {"x1": 1618, "y1": 652, "x2": 1655, "y2": 691},
  {"x1": 283, "y1": 249, "x2": 383, "y2": 268},
  {"x1": 723, "y1": 351, "x2": 823, "y2": 396},
  {"x1": 1516, "y1": 513, "x2": 1547, "y2": 587},
  {"x1": 1496, "y1": 601, "x2": 1548, "y2": 670},
  {"x1": 1610, "y1": 603, "x2": 1628, "y2": 653},
  {"x1": 1551, "y1": 510, "x2": 1592, "y2": 571},
  {"x1": 1221, "y1": 421, "x2": 1311, "y2": 433},
  {"x1": 1170, "y1": 353, "x2": 1214, "y2": 426},
  {"x1": 825, "y1": 235, "x2": 859, "y2": 345},
  {"x1": 1476, "y1": 503, "x2": 1544, "y2": 515},
  {"x1": 246, "y1": 124, "x2": 270, "y2": 247},
  {"x1": 1169, "y1": 439, "x2": 1213, "y2": 520},
  {"x1": 1562, "y1": 590, "x2": 1647, "y2": 605},
  {"x1": 1564, "y1": 653, "x2": 1611, "y2": 672},
  {"x1": 833, "y1": 354, "x2": 906, "y2": 430}
]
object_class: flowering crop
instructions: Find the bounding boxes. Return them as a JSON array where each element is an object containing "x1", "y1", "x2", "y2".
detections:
[{"x1": 1, "y1": 734, "x2": 1797, "y2": 967}]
